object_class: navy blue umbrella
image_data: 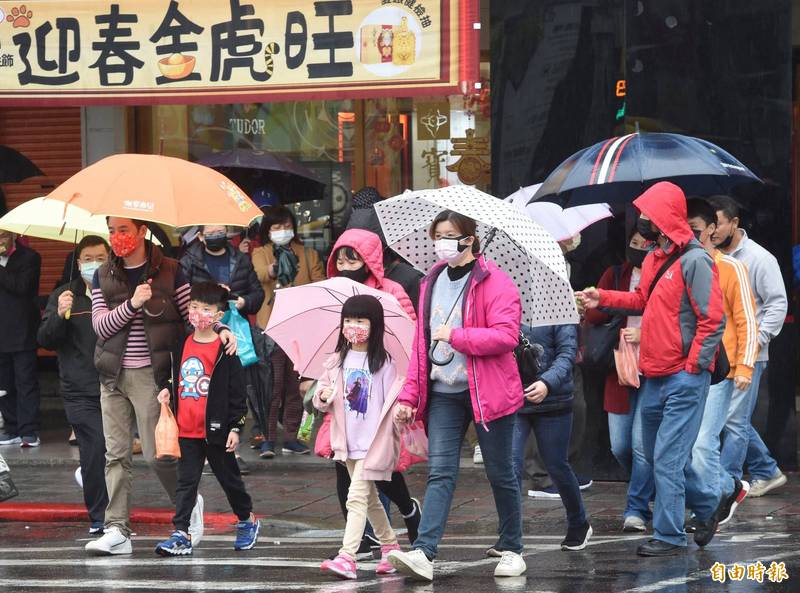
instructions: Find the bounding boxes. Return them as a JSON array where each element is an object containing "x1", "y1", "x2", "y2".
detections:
[
  {"x1": 200, "y1": 148, "x2": 325, "y2": 203},
  {"x1": 532, "y1": 132, "x2": 761, "y2": 206}
]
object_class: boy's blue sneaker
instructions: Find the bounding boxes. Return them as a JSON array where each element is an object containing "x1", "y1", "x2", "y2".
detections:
[
  {"x1": 155, "y1": 531, "x2": 193, "y2": 556},
  {"x1": 234, "y1": 518, "x2": 261, "y2": 551}
]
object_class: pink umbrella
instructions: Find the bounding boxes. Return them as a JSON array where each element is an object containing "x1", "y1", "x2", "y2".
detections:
[{"x1": 265, "y1": 277, "x2": 415, "y2": 379}]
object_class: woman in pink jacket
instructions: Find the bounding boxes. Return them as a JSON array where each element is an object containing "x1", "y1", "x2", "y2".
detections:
[{"x1": 388, "y1": 210, "x2": 526, "y2": 582}]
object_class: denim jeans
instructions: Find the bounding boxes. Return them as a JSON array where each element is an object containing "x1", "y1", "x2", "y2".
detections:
[
  {"x1": 413, "y1": 390, "x2": 523, "y2": 559},
  {"x1": 685, "y1": 379, "x2": 734, "y2": 521},
  {"x1": 640, "y1": 371, "x2": 710, "y2": 546},
  {"x1": 512, "y1": 411, "x2": 586, "y2": 529},
  {"x1": 720, "y1": 362, "x2": 779, "y2": 481},
  {"x1": 608, "y1": 390, "x2": 653, "y2": 522}
]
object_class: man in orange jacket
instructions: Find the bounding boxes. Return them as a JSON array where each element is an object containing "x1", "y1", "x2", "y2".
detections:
[{"x1": 684, "y1": 198, "x2": 758, "y2": 533}]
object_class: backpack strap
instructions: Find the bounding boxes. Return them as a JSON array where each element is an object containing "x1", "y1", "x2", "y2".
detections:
[{"x1": 647, "y1": 243, "x2": 702, "y2": 297}]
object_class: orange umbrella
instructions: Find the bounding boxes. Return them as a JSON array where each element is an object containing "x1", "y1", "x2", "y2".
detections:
[{"x1": 47, "y1": 153, "x2": 260, "y2": 228}]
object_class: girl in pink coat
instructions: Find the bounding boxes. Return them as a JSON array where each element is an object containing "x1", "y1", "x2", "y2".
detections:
[
  {"x1": 314, "y1": 295, "x2": 405, "y2": 580},
  {"x1": 388, "y1": 210, "x2": 527, "y2": 582}
]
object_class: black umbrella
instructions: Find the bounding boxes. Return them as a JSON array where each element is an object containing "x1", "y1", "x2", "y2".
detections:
[
  {"x1": 199, "y1": 148, "x2": 326, "y2": 203},
  {"x1": 533, "y1": 132, "x2": 761, "y2": 206},
  {"x1": 0, "y1": 145, "x2": 43, "y2": 183}
]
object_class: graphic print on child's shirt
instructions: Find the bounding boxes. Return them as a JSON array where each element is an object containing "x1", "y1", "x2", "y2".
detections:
[
  {"x1": 344, "y1": 367, "x2": 372, "y2": 419},
  {"x1": 180, "y1": 356, "x2": 210, "y2": 400}
]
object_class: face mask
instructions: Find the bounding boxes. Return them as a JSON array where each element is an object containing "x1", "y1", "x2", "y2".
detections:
[
  {"x1": 626, "y1": 246, "x2": 648, "y2": 268},
  {"x1": 435, "y1": 237, "x2": 469, "y2": 263},
  {"x1": 204, "y1": 232, "x2": 228, "y2": 252},
  {"x1": 692, "y1": 229, "x2": 703, "y2": 242},
  {"x1": 188, "y1": 309, "x2": 217, "y2": 331},
  {"x1": 270, "y1": 229, "x2": 294, "y2": 246},
  {"x1": 110, "y1": 232, "x2": 139, "y2": 258},
  {"x1": 339, "y1": 266, "x2": 370, "y2": 284},
  {"x1": 80, "y1": 261, "x2": 103, "y2": 284},
  {"x1": 716, "y1": 230, "x2": 735, "y2": 250},
  {"x1": 636, "y1": 216, "x2": 660, "y2": 241},
  {"x1": 342, "y1": 323, "x2": 370, "y2": 344}
]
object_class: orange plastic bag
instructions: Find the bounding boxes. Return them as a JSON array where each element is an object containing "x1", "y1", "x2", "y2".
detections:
[
  {"x1": 614, "y1": 330, "x2": 641, "y2": 389},
  {"x1": 155, "y1": 401, "x2": 181, "y2": 460}
]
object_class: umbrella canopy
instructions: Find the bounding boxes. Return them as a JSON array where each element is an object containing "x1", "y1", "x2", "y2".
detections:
[
  {"x1": 46, "y1": 154, "x2": 260, "y2": 228},
  {"x1": 533, "y1": 132, "x2": 761, "y2": 206},
  {"x1": 0, "y1": 197, "x2": 165, "y2": 245},
  {"x1": 0, "y1": 145, "x2": 43, "y2": 183},
  {"x1": 265, "y1": 277, "x2": 415, "y2": 380},
  {"x1": 374, "y1": 186, "x2": 579, "y2": 327},
  {"x1": 200, "y1": 148, "x2": 325, "y2": 203}
]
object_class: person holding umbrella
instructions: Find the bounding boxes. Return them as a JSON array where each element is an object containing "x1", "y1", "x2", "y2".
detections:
[
  {"x1": 86, "y1": 217, "x2": 237, "y2": 556},
  {"x1": 388, "y1": 210, "x2": 527, "y2": 581}
]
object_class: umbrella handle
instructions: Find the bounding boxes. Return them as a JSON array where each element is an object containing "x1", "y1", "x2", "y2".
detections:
[
  {"x1": 428, "y1": 340, "x2": 454, "y2": 366},
  {"x1": 65, "y1": 308, "x2": 71, "y2": 320}
]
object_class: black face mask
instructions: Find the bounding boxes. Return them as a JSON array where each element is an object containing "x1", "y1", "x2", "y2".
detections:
[
  {"x1": 691, "y1": 229, "x2": 703, "y2": 242},
  {"x1": 339, "y1": 266, "x2": 370, "y2": 284},
  {"x1": 636, "y1": 216, "x2": 660, "y2": 241},
  {"x1": 626, "y1": 246, "x2": 648, "y2": 268},
  {"x1": 204, "y1": 234, "x2": 228, "y2": 252},
  {"x1": 716, "y1": 230, "x2": 735, "y2": 250}
]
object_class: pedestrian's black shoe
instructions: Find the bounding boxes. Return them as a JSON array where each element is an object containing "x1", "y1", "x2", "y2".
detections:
[
  {"x1": 637, "y1": 539, "x2": 686, "y2": 557},
  {"x1": 684, "y1": 516, "x2": 699, "y2": 533},
  {"x1": 403, "y1": 498, "x2": 422, "y2": 544},
  {"x1": 718, "y1": 478, "x2": 750, "y2": 526},
  {"x1": 355, "y1": 533, "x2": 380, "y2": 560},
  {"x1": 561, "y1": 522, "x2": 592, "y2": 551},
  {"x1": 693, "y1": 501, "x2": 723, "y2": 547}
]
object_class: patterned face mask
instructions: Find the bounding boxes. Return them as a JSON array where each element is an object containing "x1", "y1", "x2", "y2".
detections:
[
  {"x1": 110, "y1": 232, "x2": 139, "y2": 258},
  {"x1": 342, "y1": 323, "x2": 370, "y2": 344},
  {"x1": 188, "y1": 309, "x2": 216, "y2": 330}
]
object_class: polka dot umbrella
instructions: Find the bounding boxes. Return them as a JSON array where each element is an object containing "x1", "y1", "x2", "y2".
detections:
[{"x1": 374, "y1": 185, "x2": 579, "y2": 328}]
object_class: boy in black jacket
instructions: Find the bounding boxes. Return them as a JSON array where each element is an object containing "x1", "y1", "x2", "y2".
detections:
[{"x1": 154, "y1": 282, "x2": 259, "y2": 556}]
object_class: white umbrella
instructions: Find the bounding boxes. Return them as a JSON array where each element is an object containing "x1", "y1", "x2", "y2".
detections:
[
  {"x1": 374, "y1": 185, "x2": 579, "y2": 327},
  {"x1": 504, "y1": 185, "x2": 613, "y2": 242},
  {"x1": 0, "y1": 197, "x2": 163, "y2": 244}
]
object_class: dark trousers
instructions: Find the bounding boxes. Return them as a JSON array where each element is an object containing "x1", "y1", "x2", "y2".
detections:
[
  {"x1": 173, "y1": 438, "x2": 252, "y2": 532},
  {"x1": 0, "y1": 350, "x2": 41, "y2": 437},
  {"x1": 513, "y1": 411, "x2": 587, "y2": 530},
  {"x1": 266, "y1": 349, "x2": 303, "y2": 442},
  {"x1": 64, "y1": 397, "x2": 108, "y2": 525}
]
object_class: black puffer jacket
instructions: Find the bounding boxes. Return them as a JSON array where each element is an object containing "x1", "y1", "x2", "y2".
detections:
[{"x1": 180, "y1": 242, "x2": 265, "y2": 315}]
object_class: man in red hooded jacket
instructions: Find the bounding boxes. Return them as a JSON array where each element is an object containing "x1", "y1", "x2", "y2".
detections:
[{"x1": 578, "y1": 182, "x2": 725, "y2": 557}]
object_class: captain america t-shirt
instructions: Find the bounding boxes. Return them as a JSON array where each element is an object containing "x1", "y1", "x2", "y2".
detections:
[{"x1": 177, "y1": 335, "x2": 220, "y2": 438}]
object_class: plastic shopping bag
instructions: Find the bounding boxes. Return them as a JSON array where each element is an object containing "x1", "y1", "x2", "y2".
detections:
[
  {"x1": 155, "y1": 401, "x2": 181, "y2": 460},
  {"x1": 222, "y1": 302, "x2": 258, "y2": 367},
  {"x1": 614, "y1": 330, "x2": 640, "y2": 389},
  {"x1": 402, "y1": 420, "x2": 428, "y2": 459}
]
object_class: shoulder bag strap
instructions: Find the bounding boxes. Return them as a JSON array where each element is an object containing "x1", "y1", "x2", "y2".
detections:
[{"x1": 647, "y1": 243, "x2": 702, "y2": 297}]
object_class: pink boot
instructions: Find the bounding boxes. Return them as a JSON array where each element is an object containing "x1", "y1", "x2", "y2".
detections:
[
  {"x1": 321, "y1": 554, "x2": 357, "y2": 580},
  {"x1": 376, "y1": 543, "x2": 401, "y2": 575}
]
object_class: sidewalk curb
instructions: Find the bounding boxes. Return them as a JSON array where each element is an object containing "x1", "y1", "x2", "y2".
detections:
[{"x1": 0, "y1": 503, "x2": 279, "y2": 528}]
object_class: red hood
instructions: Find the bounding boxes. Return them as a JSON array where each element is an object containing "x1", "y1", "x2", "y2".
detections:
[
  {"x1": 326, "y1": 228, "x2": 386, "y2": 285},
  {"x1": 633, "y1": 181, "x2": 694, "y2": 248}
]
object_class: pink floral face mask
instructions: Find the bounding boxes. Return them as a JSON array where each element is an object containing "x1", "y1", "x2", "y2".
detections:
[
  {"x1": 342, "y1": 323, "x2": 370, "y2": 344},
  {"x1": 188, "y1": 309, "x2": 216, "y2": 331}
]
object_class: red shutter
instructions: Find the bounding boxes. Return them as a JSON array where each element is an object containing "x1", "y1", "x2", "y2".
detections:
[{"x1": 0, "y1": 107, "x2": 83, "y2": 295}]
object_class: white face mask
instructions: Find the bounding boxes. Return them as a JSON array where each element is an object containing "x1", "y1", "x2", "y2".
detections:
[
  {"x1": 80, "y1": 261, "x2": 103, "y2": 284},
  {"x1": 270, "y1": 229, "x2": 294, "y2": 246},
  {"x1": 434, "y1": 238, "x2": 467, "y2": 263}
]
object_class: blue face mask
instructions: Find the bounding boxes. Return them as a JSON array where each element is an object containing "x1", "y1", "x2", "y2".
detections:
[{"x1": 80, "y1": 261, "x2": 103, "y2": 284}]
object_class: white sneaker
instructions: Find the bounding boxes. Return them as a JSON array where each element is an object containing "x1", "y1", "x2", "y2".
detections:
[
  {"x1": 494, "y1": 551, "x2": 527, "y2": 577},
  {"x1": 388, "y1": 548, "x2": 434, "y2": 581},
  {"x1": 188, "y1": 494, "x2": 204, "y2": 547},
  {"x1": 473, "y1": 445, "x2": 484, "y2": 465},
  {"x1": 74, "y1": 467, "x2": 83, "y2": 489},
  {"x1": 85, "y1": 526, "x2": 132, "y2": 555},
  {"x1": 623, "y1": 515, "x2": 646, "y2": 532},
  {"x1": 749, "y1": 472, "x2": 787, "y2": 497}
]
